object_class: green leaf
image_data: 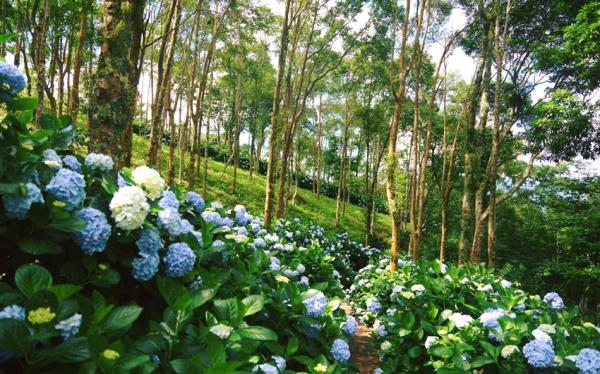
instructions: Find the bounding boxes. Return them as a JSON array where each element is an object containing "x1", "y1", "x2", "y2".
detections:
[
  {"x1": 0, "y1": 319, "x2": 30, "y2": 354},
  {"x1": 287, "y1": 335, "x2": 299, "y2": 355},
  {"x1": 238, "y1": 326, "x2": 278, "y2": 341},
  {"x1": 157, "y1": 276, "x2": 187, "y2": 308},
  {"x1": 15, "y1": 263, "x2": 53, "y2": 298},
  {"x1": 242, "y1": 295, "x2": 264, "y2": 317},
  {"x1": 18, "y1": 238, "x2": 63, "y2": 255},
  {"x1": 47, "y1": 216, "x2": 87, "y2": 233},
  {"x1": 0, "y1": 183, "x2": 21, "y2": 194},
  {"x1": 101, "y1": 305, "x2": 143, "y2": 332},
  {"x1": 48, "y1": 337, "x2": 90, "y2": 363},
  {"x1": 7, "y1": 97, "x2": 37, "y2": 111},
  {"x1": 214, "y1": 298, "x2": 239, "y2": 322},
  {"x1": 471, "y1": 356, "x2": 496, "y2": 368},
  {"x1": 49, "y1": 284, "x2": 83, "y2": 301},
  {"x1": 190, "y1": 287, "x2": 218, "y2": 310}
]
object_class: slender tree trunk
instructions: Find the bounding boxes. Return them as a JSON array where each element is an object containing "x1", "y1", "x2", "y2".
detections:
[
  {"x1": 203, "y1": 70, "x2": 214, "y2": 197},
  {"x1": 232, "y1": 74, "x2": 242, "y2": 193},
  {"x1": 264, "y1": 0, "x2": 292, "y2": 230},
  {"x1": 336, "y1": 98, "x2": 351, "y2": 227}
]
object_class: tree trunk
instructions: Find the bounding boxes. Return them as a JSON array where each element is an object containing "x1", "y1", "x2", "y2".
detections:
[
  {"x1": 336, "y1": 98, "x2": 351, "y2": 227},
  {"x1": 264, "y1": 0, "x2": 292, "y2": 230},
  {"x1": 88, "y1": 0, "x2": 135, "y2": 167}
]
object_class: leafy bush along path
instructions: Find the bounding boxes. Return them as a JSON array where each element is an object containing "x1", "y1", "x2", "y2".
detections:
[{"x1": 341, "y1": 302, "x2": 379, "y2": 374}]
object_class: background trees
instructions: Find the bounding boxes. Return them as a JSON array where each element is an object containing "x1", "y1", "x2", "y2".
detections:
[{"x1": 2, "y1": 0, "x2": 598, "y2": 315}]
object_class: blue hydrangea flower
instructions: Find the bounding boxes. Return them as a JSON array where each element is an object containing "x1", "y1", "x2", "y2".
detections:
[
  {"x1": 269, "y1": 256, "x2": 281, "y2": 272},
  {"x1": 202, "y1": 211, "x2": 222, "y2": 226},
  {"x1": 252, "y1": 363, "x2": 278, "y2": 374},
  {"x1": 43, "y1": 149, "x2": 63, "y2": 168},
  {"x1": 373, "y1": 368, "x2": 383, "y2": 374},
  {"x1": 576, "y1": 348, "x2": 600, "y2": 374},
  {"x1": 136, "y1": 229, "x2": 162, "y2": 255},
  {"x1": 366, "y1": 297, "x2": 382, "y2": 313},
  {"x1": 164, "y1": 242, "x2": 196, "y2": 278},
  {"x1": 272, "y1": 356, "x2": 286, "y2": 372},
  {"x1": 341, "y1": 316, "x2": 358, "y2": 336},
  {"x1": 234, "y1": 205, "x2": 252, "y2": 226},
  {"x1": 299, "y1": 276, "x2": 309, "y2": 286},
  {"x1": 543, "y1": 292, "x2": 564, "y2": 312},
  {"x1": 523, "y1": 339, "x2": 555, "y2": 369},
  {"x1": 62, "y1": 155, "x2": 82, "y2": 173},
  {"x1": 46, "y1": 168, "x2": 86, "y2": 210},
  {"x1": 213, "y1": 239, "x2": 225, "y2": 248},
  {"x1": 117, "y1": 173, "x2": 129, "y2": 188},
  {"x1": 158, "y1": 191, "x2": 179, "y2": 210},
  {"x1": 186, "y1": 192, "x2": 205, "y2": 213},
  {"x1": 222, "y1": 217, "x2": 234, "y2": 227},
  {"x1": 180, "y1": 219, "x2": 194, "y2": 234},
  {"x1": 0, "y1": 62, "x2": 27, "y2": 95},
  {"x1": 330, "y1": 338, "x2": 351, "y2": 363},
  {"x1": 85, "y1": 153, "x2": 114, "y2": 172},
  {"x1": 192, "y1": 231, "x2": 203, "y2": 244},
  {"x1": 72, "y1": 207, "x2": 111, "y2": 255},
  {"x1": 0, "y1": 305, "x2": 26, "y2": 320},
  {"x1": 2, "y1": 182, "x2": 44, "y2": 219},
  {"x1": 132, "y1": 254, "x2": 160, "y2": 281},
  {"x1": 158, "y1": 208, "x2": 183, "y2": 236},
  {"x1": 54, "y1": 313, "x2": 82, "y2": 340},
  {"x1": 303, "y1": 292, "x2": 327, "y2": 318},
  {"x1": 479, "y1": 307, "x2": 506, "y2": 329}
]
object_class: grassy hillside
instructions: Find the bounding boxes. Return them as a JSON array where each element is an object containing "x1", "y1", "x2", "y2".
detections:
[{"x1": 131, "y1": 135, "x2": 391, "y2": 243}]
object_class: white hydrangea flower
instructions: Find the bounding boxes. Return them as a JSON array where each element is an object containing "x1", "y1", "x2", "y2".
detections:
[
  {"x1": 85, "y1": 153, "x2": 114, "y2": 171},
  {"x1": 211, "y1": 201, "x2": 223, "y2": 209},
  {"x1": 477, "y1": 284, "x2": 494, "y2": 292},
  {"x1": 411, "y1": 284, "x2": 425, "y2": 294},
  {"x1": 501, "y1": 345, "x2": 520, "y2": 358},
  {"x1": 109, "y1": 186, "x2": 150, "y2": 230},
  {"x1": 500, "y1": 279, "x2": 512, "y2": 289},
  {"x1": 449, "y1": 312, "x2": 473, "y2": 328},
  {"x1": 424, "y1": 336, "x2": 439, "y2": 349},
  {"x1": 381, "y1": 341, "x2": 392, "y2": 351},
  {"x1": 132, "y1": 166, "x2": 165, "y2": 199}
]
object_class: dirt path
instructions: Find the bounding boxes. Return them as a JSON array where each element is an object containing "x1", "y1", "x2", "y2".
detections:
[{"x1": 341, "y1": 302, "x2": 379, "y2": 374}]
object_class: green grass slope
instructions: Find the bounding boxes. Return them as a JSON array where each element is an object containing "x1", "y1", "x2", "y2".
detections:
[{"x1": 131, "y1": 135, "x2": 391, "y2": 243}]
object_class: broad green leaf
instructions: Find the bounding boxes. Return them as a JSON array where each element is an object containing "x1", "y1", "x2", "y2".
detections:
[
  {"x1": 18, "y1": 238, "x2": 63, "y2": 255},
  {"x1": 238, "y1": 326, "x2": 277, "y2": 341},
  {"x1": 15, "y1": 263, "x2": 53, "y2": 298},
  {"x1": 242, "y1": 295, "x2": 264, "y2": 317},
  {"x1": 50, "y1": 284, "x2": 83, "y2": 301},
  {"x1": 101, "y1": 305, "x2": 143, "y2": 332}
]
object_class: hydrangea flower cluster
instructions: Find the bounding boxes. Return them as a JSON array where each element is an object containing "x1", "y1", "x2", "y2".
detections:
[
  {"x1": 576, "y1": 348, "x2": 600, "y2": 374},
  {"x1": 132, "y1": 166, "x2": 165, "y2": 199},
  {"x1": 158, "y1": 191, "x2": 179, "y2": 210},
  {"x1": 234, "y1": 205, "x2": 252, "y2": 226},
  {"x1": 54, "y1": 313, "x2": 82, "y2": 340},
  {"x1": 303, "y1": 291, "x2": 327, "y2": 318},
  {"x1": 0, "y1": 305, "x2": 26, "y2": 320},
  {"x1": 202, "y1": 210, "x2": 223, "y2": 226},
  {"x1": 543, "y1": 292, "x2": 564, "y2": 312},
  {"x1": 2, "y1": 183, "x2": 44, "y2": 219},
  {"x1": 523, "y1": 338, "x2": 555, "y2": 369},
  {"x1": 136, "y1": 229, "x2": 162, "y2": 255},
  {"x1": 85, "y1": 153, "x2": 114, "y2": 172},
  {"x1": 341, "y1": 315, "x2": 358, "y2": 336},
  {"x1": 73, "y1": 207, "x2": 111, "y2": 255},
  {"x1": 186, "y1": 191, "x2": 205, "y2": 213},
  {"x1": 330, "y1": 338, "x2": 351, "y2": 363},
  {"x1": 366, "y1": 297, "x2": 382, "y2": 313},
  {"x1": 109, "y1": 186, "x2": 150, "y2": 230},
  {"x1": 164, "y1": 242, "x2": 196, "y2": 278},
  {"x1": 43, "y1": 149, "x2": 63, "y2": 168},
  {"x1": 62, "y1": 155, "x2": 82, "y2": 172},
  {"x1": 46, "y1": 168, "x2": 86, "y2": 210},
  {"x1": 132, "y1": 253, "x2": 160, "y2": 281},
  {"x1": 158, "y1": 208, "x2": 183, "y2": 236},
  {"x1": 448, "y1": 312, "x2": 473, "y2": 328},
  {"x1": 0, "y1": 62, "x2": 27, "y2": 95}
]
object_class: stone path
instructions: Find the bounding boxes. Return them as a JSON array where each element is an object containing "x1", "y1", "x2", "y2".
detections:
[{"x1": 341, "y1": 302, "x2": 379, "y2": 374}]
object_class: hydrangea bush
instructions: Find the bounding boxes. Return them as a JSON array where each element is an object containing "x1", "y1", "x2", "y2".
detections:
[
  {"x1": 0, "y1": 65, "x2": 360, "y2": 373},
  {"x1": 347, "y1": 258, "x2": 600, "y2": 373}
]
